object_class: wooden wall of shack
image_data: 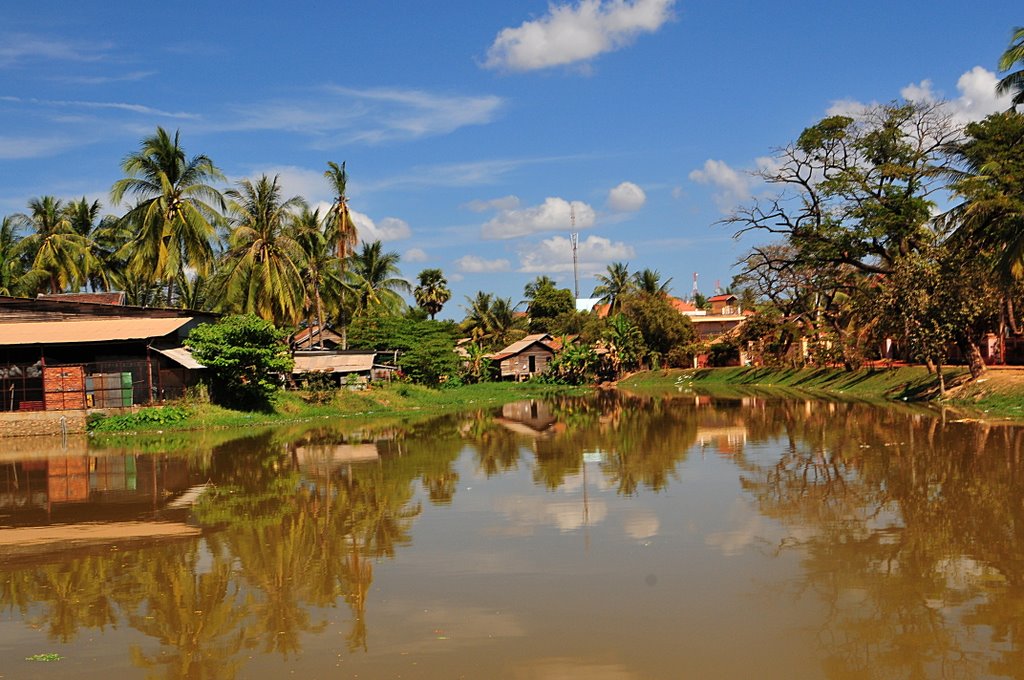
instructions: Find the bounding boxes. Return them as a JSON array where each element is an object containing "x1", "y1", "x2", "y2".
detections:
[{"x1": 498, "y1": 344, "x2": 555, "y2": 380}]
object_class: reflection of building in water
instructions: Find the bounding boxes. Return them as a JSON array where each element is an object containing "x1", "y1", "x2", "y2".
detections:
[
  {"x1": 0, "y1": 452, "x2": 199, "y2": 523},
  {"x1": 495, "y1": 400, "x2": 560, "y2": 436},
  {"x1": 0, "y1": 451, "x2": 204, "y2": 562},
  {"x1": 294, "y1": 443, "x2": 380, "y2": 478},
  {"x1": 695, "y1": 426, "x2": 748, "y2": 455}
]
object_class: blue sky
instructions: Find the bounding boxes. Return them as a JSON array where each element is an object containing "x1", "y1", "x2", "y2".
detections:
[{"x1": 1, "y1": 1, "x2": 1021, "y2": 317}]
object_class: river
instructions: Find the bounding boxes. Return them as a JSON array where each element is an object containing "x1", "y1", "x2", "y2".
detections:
[{"x1": 1, "y1": 390, "x2": 1023, "y2": 679}]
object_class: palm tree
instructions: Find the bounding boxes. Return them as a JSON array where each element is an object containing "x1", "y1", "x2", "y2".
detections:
[
  {"x1": 523, "y1": 275, "x2": 558, "y2": 301},
  {"x1": 460, "y1": 291, "x2": 525, "y2": 348},
  {"x1": 324, "y1": 161, "x2": 359, "y2": 261},
  {"x1": 64, "y1": 197, "x2": 118, "y2": 292},
  {"x1": 413, "y1": 268, "x2": 451, "y2": 320},
  {"x1": 347, "y1": 240, "x2": 410, "y2": 315},
  {"x1": 0, "y1": 216, "x2": 27, "y2": 296},
  {"x1": 12, "y1": 196, "x2": 94, "y2": 294},
  {"x1": 221, "y1": 175, "x2": 307, "y2": 326},
  {"x1": 111, "y1": 127, "x2": 225, "y2": 304},
  {"x1": 292, "y1": 206, "x2": 345, "y2": 342},
  {"x1": 592, "y1": 261, "x2": 633, "y2": 314},
  {"x1": 997, "y1": 26, "x2": 1024, "y2": 110},
  {"x1": 632, "y1": 268, "x2": 672, "y2": 295}
]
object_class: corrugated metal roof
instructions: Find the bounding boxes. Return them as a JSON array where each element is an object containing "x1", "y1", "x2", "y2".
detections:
[
  {"x1": 151, "y1": 346, "x2": 205, "y2": 369},
  {"x1": 293, "y1": 353, "x2": 375, "y2": 373},
  {"x1": 0, "y1": 318, "x2": 193, "y2": 346},
  {"x1": 489, "y1": 333, "x2": 555, "y2": 361}
]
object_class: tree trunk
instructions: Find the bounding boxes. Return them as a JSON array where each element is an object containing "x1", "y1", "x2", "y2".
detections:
[
  {"x1": 936, "y1": 362, "x2": 945, "y2": 395},
  {"x1": 960, "y1": 334, "x2": 986, "y2": 379}
]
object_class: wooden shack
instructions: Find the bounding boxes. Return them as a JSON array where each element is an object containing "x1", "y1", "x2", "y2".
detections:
[{"x1": 488, "y1": 334, "x2": 557, "y2": 381}]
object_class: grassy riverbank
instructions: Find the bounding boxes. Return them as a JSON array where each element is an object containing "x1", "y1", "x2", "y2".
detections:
[
  {"x1": 88, "y1": 381, "x2": 584, "y2": 435},
  {"x1": 620, "y1": 365, "x2": 1024, "y2": 418}
]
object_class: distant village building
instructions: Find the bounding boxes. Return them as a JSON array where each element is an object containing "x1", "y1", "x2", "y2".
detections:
[
  {"x1": 488, "y1": 333, "x2": 558, "y2": 381},
  {"x1": 0, "y1": 295, "x2": 215, "y2": 412},
  {"x1": 291, "y1": 325, "x2": 345, "y2": 350}
]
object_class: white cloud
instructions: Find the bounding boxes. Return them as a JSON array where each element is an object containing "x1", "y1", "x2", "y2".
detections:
[
  {"x1": 689, "y1": 159, "x2": 762, "y2": 213},
  {"x1": 829, "y1": 67, "x2": 1013, "y2": 125},
  {"x1": 0, "y1": 134, "x2": 76, "y2": 160},
  {"x1": 518, "y1": 234, "x2": 634, "y2": 274},
  {"x1": 249, "y1": 165, "x2": 332, "y2": 205},
  {"x1": 484, "y1": 0, "x2": 676, "y2": 72},
  {"x1": 228, "y1": 86, "x2": 503, "y2": 145},
  {"x1": 349, "y1": 211, "x2": 412, "y2": 242},
  {"x1": 900, "y1": 66, "x2": 1013, "y2": 124},
  {"x1": 607, "y1": 181, "x2": 646, "y2": 212},
  {"x1": 0, "y1": 34, "x2": 111, "y2": 67},
  {"x1": 0, "y1": 95, "x2": 198, "y2": 120},
  {"x1": 455, "y1": 254, "x2": 512, "y2": 273},
  {"x1": 464, "y1": 195, "x2": 521, "y2": 213},
  {"x1": 481, "y1": 197, "x2": 596, "y2": 239},
  {"x1": 404, "y1": 247, "x2": 429, "y2": 263}
]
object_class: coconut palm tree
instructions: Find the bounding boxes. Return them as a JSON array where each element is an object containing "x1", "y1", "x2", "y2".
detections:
[
  {"x1": 997, "y1": 26, "x2": 1024, "y2": 110},
  {"x1": 110, "y1": 127, "x2": 225, "y2": 305},
  {"x1": 632, "y1": 268, "x2": 672, "y2": 295},
  {"x1": 460, "y1": 291, "x2": 525, "y2": 348},
  {"x1": 592, "y1": 261, "x2": 633, "y2": 314},
  {"x1": 221, "y1": 175, "x2": 307, "y2": 326},
  {"x1": 0, "y1": 216, "x2": 28, "y2": 296},
  {"x1": 292, "y1": 206, "x2": 345, "y2": 343},
  {"x1": 347, "y1": 240, "x2": 410, "y2": 316},
  {"x1": 12, "y1": 196, "x2": 94, "y2": 294},
  {"x1": 523, "y1": 275, "x2": 558, "y2": 302},
  {"x1": 324, "y1": 161, "x2": 359, "y2": 261},
  {"x1": 413, "y1": 268, "x2": 451, "y2": 320}
]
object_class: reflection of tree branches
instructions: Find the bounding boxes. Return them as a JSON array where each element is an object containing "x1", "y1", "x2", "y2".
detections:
[{"x1": 730, "y1": 400, "x2": 1024, "y2": 679}]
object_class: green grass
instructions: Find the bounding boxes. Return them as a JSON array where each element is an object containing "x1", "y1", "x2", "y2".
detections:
[
  {"x1": 620, "y1": 366, "x2": 967, "y2": 401},
  {"x1": 87, "y1": 381, "x2": 585, "y2": 435}
]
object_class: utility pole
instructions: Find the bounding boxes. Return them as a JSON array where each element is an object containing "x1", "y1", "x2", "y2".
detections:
[{"x1": 570, "y1": 205, "x2": 579, "y2": 299}]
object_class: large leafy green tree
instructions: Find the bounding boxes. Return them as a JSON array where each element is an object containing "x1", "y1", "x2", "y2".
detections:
[
  {"x1": 524, "y1": 276, "x2": 575, "y2": 333},
  {"x1": 111, "y1": 127, "x2": 225, "y2": 304},
  {"x1": 413, "y1": 268, "x2": 451, "y2": 320},
  {"x1": 620, "y1": 292, "x2": 696, "y2": 367},
  {"x1": 186, "y1": 314, "x2": 293, "y2": 411},
  {"x1": 997, "y1": 26, "x2": 1024, "y2": 110},
  {"x1": 347, "y1": 240, "x2": 410, "y2": 315},
  {"x1": 728, "y1": 102, "x2": 961, "y2": 368},
  {"x1": 221, "y1": 175, "x2": 307, "y2": 326}
]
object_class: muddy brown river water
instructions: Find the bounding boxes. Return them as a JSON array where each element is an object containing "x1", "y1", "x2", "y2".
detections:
[{"x1": 2, "y1": 391, "x2": 1023, "y2": 679}]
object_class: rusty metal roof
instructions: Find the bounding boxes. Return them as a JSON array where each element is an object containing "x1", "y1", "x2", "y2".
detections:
[
  {"x1": 151, "y1": 346, "x2": 205, "y2": 369},
  {"x1": 293, "y1": 352, "x2": 375, "y2": 373},
  {"x1": 0, "y1": 318, "x2": 193, "y2": 346}
]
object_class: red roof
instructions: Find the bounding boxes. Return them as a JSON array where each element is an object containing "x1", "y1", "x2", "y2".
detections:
[
  {"x1": 708, "y1": 294, "x2": 736, "y2": 302},
  {"x1": 669, "y1": 297, "x2": 697, "y2": 313}
]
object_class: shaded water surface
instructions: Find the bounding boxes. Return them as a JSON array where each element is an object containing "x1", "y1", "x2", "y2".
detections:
[{"x1": 3, "y1": 392, "x2": 1024, "y2": 678}]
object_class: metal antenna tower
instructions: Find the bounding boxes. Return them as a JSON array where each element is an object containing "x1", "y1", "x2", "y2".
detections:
[
  {"x1": 691, "y1": 272, "x2": 699, "y2": 301},
  {"x1": 570, "y1": 205, "x2": 579, "y2": 299}
]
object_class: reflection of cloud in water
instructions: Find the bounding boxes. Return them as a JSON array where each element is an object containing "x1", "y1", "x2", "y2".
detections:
[
  {"x1": 494, "y1": 495, "x2": 607, "y2": 534},
  {"x1": 511, "y1": 657, "x2": 640, "y2": 680},
  {"x1": 623, "y1": 510, "x2": 659, "y2": 540},
  {"x1": 376, "y1": 602, "x2": 526, "y2": 652},
  {"x1": 705, "y1": 500, "x2": 815, "y2": 556}
]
